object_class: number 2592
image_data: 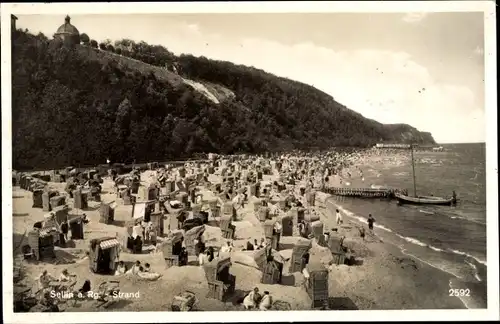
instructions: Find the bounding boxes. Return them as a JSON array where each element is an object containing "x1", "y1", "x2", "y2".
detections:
[{"x1": 449, "y1": 288, "x2": 470, "y2": 297}]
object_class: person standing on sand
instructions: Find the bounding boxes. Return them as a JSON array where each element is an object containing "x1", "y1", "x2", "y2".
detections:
[
  {"x1": 335, "y1": 209, "x2": 343, "y2": 225},
  {"x1": 60, "y1": 220, "x2": 69, "y2": 245},
  {"x1": 368, "y1": 214, "x2": 375, "y2": 231},
  {"x1": 359, "y1": 227, "x2": 366, "y2": 241}
]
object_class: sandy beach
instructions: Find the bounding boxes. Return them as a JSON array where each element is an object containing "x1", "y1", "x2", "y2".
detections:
[{"x1": 11, "y1": 150, "x2": 470, "y2": 312}]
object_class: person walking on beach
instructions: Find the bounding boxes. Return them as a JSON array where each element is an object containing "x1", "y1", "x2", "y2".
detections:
[
  {"x1": 368, "y1": 214, "x2": 375, "y2": 231},
  {"x1": 335, "y1": 209, "x2": 343, "y2": 225},
  {"x1": 359, "y1": 227, "x2": 366, "y2": 241}
]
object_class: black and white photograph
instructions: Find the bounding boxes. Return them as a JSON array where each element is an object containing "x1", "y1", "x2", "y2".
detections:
[{"x1": 2, "y1": 1, "x2": 498, "y2": 323}]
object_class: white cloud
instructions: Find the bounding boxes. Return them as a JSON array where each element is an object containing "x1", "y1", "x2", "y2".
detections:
[{"x1": 402, "y1": 12, "x2": 429, "y2": 23}]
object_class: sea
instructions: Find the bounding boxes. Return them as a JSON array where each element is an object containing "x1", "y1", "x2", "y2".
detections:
[{"x1": 326, "y1": 143, "x2": 488, "y2": 309}]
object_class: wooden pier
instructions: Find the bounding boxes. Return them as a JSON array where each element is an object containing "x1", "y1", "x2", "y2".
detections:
[{"x1": 322, "y1": 187, "x2": 399, "y2": 198}]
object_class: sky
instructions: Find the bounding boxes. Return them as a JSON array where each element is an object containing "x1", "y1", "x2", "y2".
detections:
[{"x1": 15, "y1": 11, "x2": 486, "y2": 144}]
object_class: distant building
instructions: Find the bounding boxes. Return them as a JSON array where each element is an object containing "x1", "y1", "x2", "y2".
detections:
[
  {"x1": 11, "y1": 14, "x2": 18, "y2": 31},
  {"x1": 53, "y1": 15, "x2": 80, "y2": 46}
]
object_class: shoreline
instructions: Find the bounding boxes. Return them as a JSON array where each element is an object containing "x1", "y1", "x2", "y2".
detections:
[{"x1": 315, "y1": 191, "x2": 485, "y2": 309}]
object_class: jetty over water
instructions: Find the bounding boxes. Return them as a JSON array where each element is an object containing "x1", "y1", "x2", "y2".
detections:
[
  {"x1": 322, "y1": 187, "x2": 400, "y2": 198},
  {"x1": 374, "y1": 143, "x2": 412, "y2": 149}
]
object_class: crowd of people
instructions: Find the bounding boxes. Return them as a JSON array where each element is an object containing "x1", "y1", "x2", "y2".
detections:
[{"x1": 21, "y1": 148, "x2": 386, "y2": 313}]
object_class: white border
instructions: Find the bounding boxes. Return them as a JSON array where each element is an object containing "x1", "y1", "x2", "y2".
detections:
[{"x1": 1, "y1": 2, "x2": 498, "y2": 323}]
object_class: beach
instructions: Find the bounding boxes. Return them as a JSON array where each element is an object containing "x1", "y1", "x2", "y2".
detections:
[{"x1": 11, "y1": 145, "x2": 486, "y2": 311}]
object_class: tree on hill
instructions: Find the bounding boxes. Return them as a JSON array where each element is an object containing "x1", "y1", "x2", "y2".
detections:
[
  {"x1": 90, "y1": 39, "x2": 98, "y2": 48},
  {"x1": 99, "y1": 42, "x2": 106, "y2": 50},
  {"x1": 80, "y1": 33, "x2": 90, "y2": 45},
  {"x1": 37, "y1": 32, "x2": 48, "y2": 41},
  {"x1": 106, "y1": 44, "x2": 115, "y2": 53},
  {"x1": 115, "y1": 47, "x2": 122, "y2": 55}
]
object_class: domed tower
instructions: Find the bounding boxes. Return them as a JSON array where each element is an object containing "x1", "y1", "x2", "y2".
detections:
[{"x1": 54, "y1": 15, "x2": 80, "y2": 46}]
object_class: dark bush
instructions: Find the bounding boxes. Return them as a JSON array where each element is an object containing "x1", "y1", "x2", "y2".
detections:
[{"x1": 80, "y1": 33, "x2": 90, "y2": 45}]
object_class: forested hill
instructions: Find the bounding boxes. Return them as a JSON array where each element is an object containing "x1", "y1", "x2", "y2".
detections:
[{"x1": 11, "y1": 30, "x2": 435, "y2": 170}]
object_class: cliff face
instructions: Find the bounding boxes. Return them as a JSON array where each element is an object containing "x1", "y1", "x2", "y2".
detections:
[
  {"x1": 11, "y1": 30, "x2": 435, "y2": 170},
  {"x1": 380, "y1": 124, "x2": 437, "y2": 144}
]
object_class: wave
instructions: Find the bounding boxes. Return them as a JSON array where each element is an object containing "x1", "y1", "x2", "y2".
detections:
[
  {"x1": 401, "y1": 248, "x2": 463, "y2": 279},
  {"x1": 449, "y1": 249, "x2": 487, "y2": 266},
  {"x1": 430, "y1": 209, "x2": 486, "y2": 226},
  {"x1": 375, "y1": 224, "x2": 394, "y2": 233},
  {"x1": 428, "y1": 245, "x2": 444, "y2": 252},
  {"x1": 464, "y1": 260, "x2": 482, "y2": 282},
  {"x1": 327, "y1": 198, "x2": 487, "y2": 266},
  {"x1": 396, "y1": 234, "x2": 427, "y2": 247},
  {"x1": 395, "y1": 232, "x2": 446, "y2": 252},
  {"x1": 449, "y1": 215, "x2": 486, "y2": 226}
]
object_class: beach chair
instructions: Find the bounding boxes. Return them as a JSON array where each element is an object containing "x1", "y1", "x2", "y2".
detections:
[
  {"x1": 203, "y1": 257, "x2": 236, "y2": 301},
  {"x1": 171, "y1": 290, "x2": 198, "y2": 311},
  {"x1": 303, "y1": 262, "x2": 329, "y2": 309},
  {"x1": 220, "y1": 215, "x2": 235, "y2": 240},
  {"x1": 261, "y1": 259, "x2": 283, "y2": 285},
  {"x1": 289, "y1": 238, "x2": 311, "y2": 273},
  {"x1": 328, "y1": 234, "x2": 347, "y2": 265},
  {"x1": 162, "y1": 232, "x2": 185, "y2": 268}
]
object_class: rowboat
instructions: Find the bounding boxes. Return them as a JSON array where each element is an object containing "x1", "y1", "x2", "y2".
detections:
[
  {"x1": 397, "y1": 143, "x2": 456, "y2": 206},
  {"x1": 395, "y1": 192, "x2": 454, "y2": 206}
]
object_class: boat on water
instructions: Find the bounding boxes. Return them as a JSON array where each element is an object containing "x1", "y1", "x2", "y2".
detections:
[
  {"x1": 395, "y1": 192, "x2": 455, "y2": 206},
  {"x1": 397, "y1": 143, "x2": 457, "y2": 206}
]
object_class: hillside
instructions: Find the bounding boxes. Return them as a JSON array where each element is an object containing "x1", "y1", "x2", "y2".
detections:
[{"x1": 11, "y1": 30, "x2": 435, "y2": 170}]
